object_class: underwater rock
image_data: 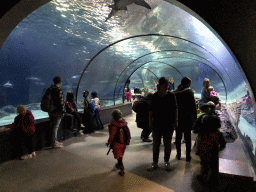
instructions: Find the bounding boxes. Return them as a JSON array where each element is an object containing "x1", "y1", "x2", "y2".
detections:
[
  {"x1": 1, "y1": 105, "x2": 16, "y2": 114},
  {"x1": 217, "y1": 109, "x2": 238, "y2": 143},
  {"x1": 241, "y1": 109, "x2": 255, "y2": 125},
  {"x1": 25, "y1": 103, "x2": 41, "y2": 111}
]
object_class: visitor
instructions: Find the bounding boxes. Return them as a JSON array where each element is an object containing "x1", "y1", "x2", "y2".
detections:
[
  {"x1": 91, "y1": 91, "x2": 103, "y2": 130},
  {"x1": 132, "y1": 92, "x2": 154, "y2": 142},
  {"x1": 125, "y1": 88, "x2": 132, "y2": 102},
  {"x1": 174, "y1": 77, "x2": 197, "y2": 162},
  {"x1": 106, "y1": 109, "x2": 131, "y2": 176},
  {"x1": 168, "y1": 77, "x2": 175, "y2": 91},
  {"x1": 198, "y1": 78, "x2": 211, "y2": 107},
  {"x1": 193, "y1": 101, "x2": 226, "y2": 187},
  {"x1": 82, "y1": 90, "x2": 97, "y2": 133},
  {"x1": 148, "y1": 77, "x2": 178, "y2": 171},
  {"x1": 46, "y1": 76, "x2": 65, "y2": 149},
  {"x1": 65, "y1": 92, "x2": 83, "y2": 136},
  {"x1": 8, "y1": 105, "x2": 36, "y2": 160}
]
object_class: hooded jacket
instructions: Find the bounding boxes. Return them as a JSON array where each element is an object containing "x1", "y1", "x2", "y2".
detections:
[
  {"x1": 174, "y1": 85, "x2": 197, "y2": 127},
  {"x1": 9, "y1": 110, "x2": 35, "y2": 135}
]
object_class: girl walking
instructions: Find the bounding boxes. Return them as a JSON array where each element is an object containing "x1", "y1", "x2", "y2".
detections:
[{"x1": 107, "y1": 109, "x2": 131, "y2": 176}]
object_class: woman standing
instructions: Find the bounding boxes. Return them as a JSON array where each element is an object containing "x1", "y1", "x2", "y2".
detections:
[
  {"x1": 82, "y1": 90, "x2": 97, "y2": 133},
  {"x1": 91, "y1": 91, "x2": 103, "y2": 130}
]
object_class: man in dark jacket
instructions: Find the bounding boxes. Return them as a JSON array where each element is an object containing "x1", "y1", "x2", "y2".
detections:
[
  {"x1": 174, "y1": 77, "x2": 197, "y2": 161},
  {"x1": 132, "y1": 92, "x2": 153, "y2": 142},
  {"x1": 148, "y1": 77, "x2": 178, "y2": 171},
  {"x1": 47, "y1": 76, "x2": 65, "y2": 148}
]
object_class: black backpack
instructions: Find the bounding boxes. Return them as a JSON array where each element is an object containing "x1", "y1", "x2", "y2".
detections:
[
  {"x1": 40, "y1": 88, "x2": 55, "y2": 112},
  {"x1": 115, "y1": 125, "x2": 131, "y2": 145}
]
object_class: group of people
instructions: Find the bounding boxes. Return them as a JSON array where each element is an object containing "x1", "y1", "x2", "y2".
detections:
[
  {"x1": 129, "y1": 76, "x2": 225, "y2": 187},
  {"x1": 7, "y1": 76, "x2": 103, "y2": 159},
  {"x1": 6, "y1": 75, "x2": 225, "y2": 187},
  {"x1": 153, "y1": 77, "x2": 175, "y2": 92}
]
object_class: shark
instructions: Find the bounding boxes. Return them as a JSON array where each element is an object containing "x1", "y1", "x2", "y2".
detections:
[
  {"x1": 105, "y1": 0, "x2": 151, "y2": 21},
  {"x1": 25, "y1": 77, "x2": 41, "y2": 81},
  {"x1": 2, "y1": 81, "x2": 13, "y2": 88}
]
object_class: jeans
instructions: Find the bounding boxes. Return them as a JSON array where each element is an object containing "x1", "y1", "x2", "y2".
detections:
[
  {"x1": 49, "y1": 113, "x2": 62, "y2": 146},
  {"x1": 152, "y1": 127, "x2": 174, "y2": 163}
]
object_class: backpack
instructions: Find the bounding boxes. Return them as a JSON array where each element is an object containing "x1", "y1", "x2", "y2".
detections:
[
  {"x1": 40, "y1": 88, "x2": 55, "y2": 112},
  {"x1": 115, "y1": 125, "x2": 131, "y2": 145}
]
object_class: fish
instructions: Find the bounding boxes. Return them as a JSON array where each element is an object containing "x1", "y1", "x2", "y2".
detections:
[
  {"x1": 2, "y1": 81, "x2": 13, "y2": 88},
  {"x1": 105, "y1": 0, "x2": 151, "y2": 21},
  {"x1": 71, "y1": 75, "x2": 80, "y2": 79},
  {"x1": 34, "y1": 82, "x2": 45, "y2": 86},
  {"x1": 25, "y1": 77, "x2": 41, "y2": 81}
]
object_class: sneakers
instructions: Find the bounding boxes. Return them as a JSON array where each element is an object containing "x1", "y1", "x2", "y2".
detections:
[
  {"x1": 165, "y1": 162, "x2": 172, "y2": 171},
  {"x1": 186, "y1": 156, "x2": 191, "y2": 162},
  {"x1": 142, "y1": 138, "x2": 152, "y2": 142},
  {"x1": 21, "y1": 154, "x2": 32, "y2": 160},
  {"x1": 52, "y1": 142, "x2": 63, "y2": 149},
  {"x1": 30, "y1": 152, "x2": 36, "y2": 158},
  {"x1": 118, "y1": 170, "x2": 125, "y2": 176},
  {"x1": 147, "y1": 163, "x2": 158, "y2": 171},
  {"x1": 78, "y1": 130, "x2": 84, "y2": 136}
]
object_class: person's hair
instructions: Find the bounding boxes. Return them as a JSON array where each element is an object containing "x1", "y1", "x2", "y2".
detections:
[
  {"x1": 202, "y1": 78, "x2": 210, "y2": 89},
  {"x1": 17, "y1": 105, "x2": 27, "y2": 114},
  {"x1": 127, "y1": 88, "x2": 130, "y2": 92},
  {"x1": 53, "y1": 76, "x2": 62, "y2": 85},
  {"x1": 208, "y1": 86, "x2": 214, "y2": 91},
  {"x1": 83, "y1": 90, "x2": 89, "y2": 97},
  {"x1": 146, "y1": 91, "x2": 154, "y2": 100},
  {"x1": 91, "y1": 91, "x2": 97, "y2": 98},
  {"x1": 181, "y1": 77, "x2": 191, "y2": 87},
  {"x1": 199, "y1": 101, "x2": 216, "y2": 113},
  {"x1": 66, "y1": 92, "x2": 74, "y2": 102},
  {"x1": 112, "y1": 109, "x2": 123, "y2": 121},
  {"x1": 158, "y1": 77, "x2": 169, "y2": 86}
]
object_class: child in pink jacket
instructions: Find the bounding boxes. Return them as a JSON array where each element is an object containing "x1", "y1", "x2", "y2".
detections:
[{"x1": 125, "y1": 88, "x2": 133, "y2": 102}]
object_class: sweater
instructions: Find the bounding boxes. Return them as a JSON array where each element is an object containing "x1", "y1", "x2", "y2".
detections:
[{"x1": 9, "y1": 110, "x2": 35, "y2": 135}]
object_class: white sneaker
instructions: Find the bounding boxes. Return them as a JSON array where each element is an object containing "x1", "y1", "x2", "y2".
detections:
[
  {"x1": 52, "y1": 143, "x2": 63, "y2": 149},
  {"x1": 30, "y1": 152, "x2": 36, "y2": 158},
  {"x1": 21, "y1": 154, "x2": 32, "y2": 160},
  {"x1": 79, "y1": 130, "x2": 84, "y2": 136}
]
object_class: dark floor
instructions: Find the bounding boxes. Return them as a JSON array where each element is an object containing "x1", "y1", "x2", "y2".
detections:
[{"x1": 0, "y1": 111, "x2": 255, "y2": 192}]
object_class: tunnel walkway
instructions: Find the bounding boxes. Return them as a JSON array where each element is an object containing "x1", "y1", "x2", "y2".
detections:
[{"x1": 0, "y1": 111, "x2": 255, "y2": 192}]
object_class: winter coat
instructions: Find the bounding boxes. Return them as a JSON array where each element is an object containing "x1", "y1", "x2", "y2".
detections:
[
  {"x1": 108, "y1": 120, "x2": 129, "y2": 159},
  {"x1": 47, "y1": 85, "x2": 64, "y2": 114},
  {"x1": 193, "y1": 113, "x2": 225, "y2": 159},
  {"x1": 65, "y1": 100, "x2": 77, "y2": 113},
  {"x1": 132, "y1": 97, "x2": 150, "y2": 128},
  {"x1": 9, "y1": 110, "x2": 35, "y2": 135},
  {"x1": 125, "y1": 91, "x2": 133, "y2": 100},
  {"x1": 199, "y1": 88, "x2": 211, "y2": 106},
  {"x1": 174, "y1": 85, "x2": 197, "y2": 128},
  {"x1": 150, "y1": 91, "x2": 178, "y2": 128}
]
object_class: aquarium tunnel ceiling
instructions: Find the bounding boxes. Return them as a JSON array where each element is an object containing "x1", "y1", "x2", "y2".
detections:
[{"x1": 0, "y1": 0, "x2": 247, "y2": 105}]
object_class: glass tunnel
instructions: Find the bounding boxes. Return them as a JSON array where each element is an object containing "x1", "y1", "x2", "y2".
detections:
[{"x1": 0, "y1": 0, "x2": 255, "y2": 169}]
